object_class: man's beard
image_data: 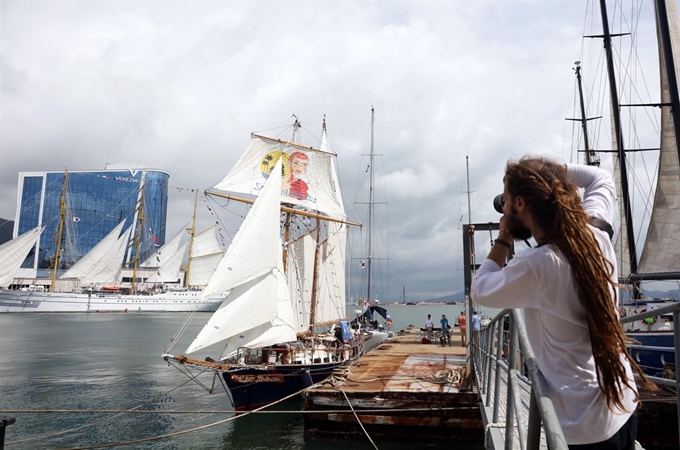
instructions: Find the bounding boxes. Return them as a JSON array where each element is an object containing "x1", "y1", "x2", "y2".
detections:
[{"x1": 507, "y1": 207, "x2": 532, "y2": 241}]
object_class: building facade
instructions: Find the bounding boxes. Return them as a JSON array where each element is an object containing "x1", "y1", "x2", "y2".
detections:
[{"x1": 14, "y1": 163, "x2": 169, "y2": 278}]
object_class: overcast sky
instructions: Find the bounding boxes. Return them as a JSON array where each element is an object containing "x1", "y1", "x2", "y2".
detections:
[{"x1": 0, "y1": 0, "x2": 664, "y2": 301}]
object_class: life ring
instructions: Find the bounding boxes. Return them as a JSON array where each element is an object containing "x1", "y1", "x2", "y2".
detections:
[{"x1": 639, "y1": 308, "x2": 657, "y2": 324}]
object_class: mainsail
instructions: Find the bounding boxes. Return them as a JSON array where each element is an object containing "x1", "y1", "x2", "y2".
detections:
[
  {"x1": 185, "y1": 158, "x2": 296, "y2": 355},
  {"x1": 145, "y1": 241, "x2": 189, "y2": 283},
  {"x1": 0, "y1": 226, "x2": 43, "y2": 288},
  {"x1": 186, "y1": 225, "x2": 224, "y2": 286},
  {"x1": 637, "y1": 0, "x2": 680, "y2": 275},
  {"x1": 209, "y1": 134, "x2": 348, "y2": 222},
  {"x1": 140, "y1": 224, "x2": 187, "y2": 268},
  {"x1": 60, "y1": 221, "x2": 130, "y2": 285}
]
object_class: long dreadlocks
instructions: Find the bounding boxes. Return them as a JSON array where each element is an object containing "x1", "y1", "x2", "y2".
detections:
[{"x1": 504, "y1": 156, "x2": 654, "y2": 412}]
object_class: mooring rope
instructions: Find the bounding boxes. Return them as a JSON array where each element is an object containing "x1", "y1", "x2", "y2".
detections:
[
  {"x1": 5, "y1": 376, "x2": 197, "y2": 446},
  {"x1": 1, "y1": 406, "x2": 477, "y2": 415},
  {"x1": 335, "y1": 387, "x2": 379, "y2": 450},
  {"x1": 50, "y1": 387, "x2": 311, "y2": 450}
]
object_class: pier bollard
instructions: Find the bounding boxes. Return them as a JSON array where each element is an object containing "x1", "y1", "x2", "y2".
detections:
[{"x1": 1, "y1": 414, "x2": 16, "y2": 450}]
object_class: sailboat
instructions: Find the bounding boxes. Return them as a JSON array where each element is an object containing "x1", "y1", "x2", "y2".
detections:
[
  {"x1": 163, "y1": 117, "x2": 362, "y2": 411},
  {"x1": 352, "y1": 107, "x2": 392, "y2": 350},
  {"x1": 572, "y1": 0, "x2": 680, "y2": 378},
  {"x1": 0, "y1": 175, "x2": 225, "y2": 312}
]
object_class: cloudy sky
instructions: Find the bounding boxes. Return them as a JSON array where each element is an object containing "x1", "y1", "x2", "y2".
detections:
[{"x1": 0, "y1": 0, "x2": 664, "y2": 301}]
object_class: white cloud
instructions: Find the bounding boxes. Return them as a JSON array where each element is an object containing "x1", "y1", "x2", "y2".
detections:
[{"x1": 0, "y1": 0, "x2": 664, "y2": 300}]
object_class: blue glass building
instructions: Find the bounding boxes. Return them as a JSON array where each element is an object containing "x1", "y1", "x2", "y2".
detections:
[{"x1": 14, "y1": 164, "x2": 169, "y2": 276}]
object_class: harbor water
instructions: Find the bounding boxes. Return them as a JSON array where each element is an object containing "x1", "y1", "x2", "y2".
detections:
[{"x1": 0, "y1": 304, "x2": 492, "y2": 449}]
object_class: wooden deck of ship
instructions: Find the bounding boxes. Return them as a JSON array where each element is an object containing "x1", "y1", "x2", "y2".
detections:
[{"x1": 304, "y1": 326, "x2": 484, "y2": 441}]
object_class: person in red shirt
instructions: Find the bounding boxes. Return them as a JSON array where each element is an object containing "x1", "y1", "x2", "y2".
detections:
[{"x1": 457, "y1": 311, "x2": 467, "y2": 346}]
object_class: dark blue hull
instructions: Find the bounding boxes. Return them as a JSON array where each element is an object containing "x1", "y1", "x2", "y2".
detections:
[
  {"x1": 627, "y1": 332, "x2": 675, "y2": 378},
  {"x1": 223, "y1": 361, "x2": 347, "y2": 411}
]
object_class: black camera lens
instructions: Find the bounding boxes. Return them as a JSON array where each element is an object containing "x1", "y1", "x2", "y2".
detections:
[{"x1": 493, "y1": 194, "x2": 505, "y2": 214}]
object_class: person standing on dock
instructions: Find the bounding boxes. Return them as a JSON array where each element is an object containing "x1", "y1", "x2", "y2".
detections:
[
  {"x1": 440, "y1": 314, "x2": 451, "y2": 347},
  {"x1": 457, "y1": 311, "x2": 467, "y2": 346},
  {"x1": 425, "y1": 314, "x2": 434, "y2": 341},
  {"x1": 471, "y1": 158, "x2": 654, "y2": 448}
]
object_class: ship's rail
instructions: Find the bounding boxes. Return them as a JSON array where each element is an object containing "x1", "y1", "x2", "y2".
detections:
[{"x1": 472, "y1": 308, "x2": 567, "y2": 450}]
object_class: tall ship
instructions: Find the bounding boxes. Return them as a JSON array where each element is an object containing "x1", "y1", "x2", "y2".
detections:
[
  {"x1": 163, "y1": 117, "x2": 362, "y2": 411},
  {"x1": 571, "y1": 0, "x2": 680, "y2": 377},
  {"x1": 0, "y1": 169, "x2": 225, "y2": 313}
]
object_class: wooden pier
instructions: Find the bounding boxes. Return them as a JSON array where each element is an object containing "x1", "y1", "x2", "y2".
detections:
[{"x1": 304, "y1": 326, "x2": 484, "y2": 441}]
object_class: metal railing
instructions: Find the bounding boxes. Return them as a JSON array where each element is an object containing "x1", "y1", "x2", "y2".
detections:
[
  {"x1": 621, "y1": 302, "x2": 680, "y2": 445},
  {"x1": 472, "y1": 304, "x2": 680, "y2": 449},
  {"x1": 472, "y1": 308, "x2": 567, "y2": 450}
]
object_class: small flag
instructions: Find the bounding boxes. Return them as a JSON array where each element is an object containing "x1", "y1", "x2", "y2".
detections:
[
  {"x1": 386, "y1": 315, "x2": 393, "y2": 323},
  {"x1": 73, "y1": 217, "x2": 81, "y2": 222}
]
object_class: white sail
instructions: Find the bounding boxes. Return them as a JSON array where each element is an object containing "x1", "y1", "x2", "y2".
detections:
[
  {"x1": 314, "y1": 124, "x2": 348, "y2": 324},
  {"x1": 315, "y1": 222, "x2": 348, "y2": 325},
  {"x1": 140, "y1": 224, "x2": 187, "y2": 268},
  {"x1": 0, "y1": 226, "x2": 43, "y2": 288},
  {"x1": 60, "y1": 221, "x2": 128, "y2": 285},
  {"x1": 187, "y1": 225, "x2": 224, "y2": 286},
  {"x1": 613, "y1": 155, "x2": 632, "y2": 279},
  {"x1": 638, "y1": 0, "x2": 680, "y2": 274},
  {"x1": 210, "y1": 134, "x2": 348, "y2": 221},
  {"x1": 218, "y1": 268, "x2": 297, "y2": 359},
  {"x1": 186, "y1": 158, "x2": 285, "y2": 354},
  {"x1": 145, "y1": 241, "x2": 188, "y2": 283},
  {"x1": 286, "y1": 232, "x2": 317, "y2": 332}
]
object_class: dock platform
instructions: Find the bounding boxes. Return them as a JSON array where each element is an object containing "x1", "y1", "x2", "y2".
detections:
[{"x1": 304, "y1": 326, "x2": 484, "y2": 441}]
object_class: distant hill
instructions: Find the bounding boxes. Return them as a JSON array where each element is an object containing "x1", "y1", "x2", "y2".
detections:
[
  {"x1": 416, "y1": 287, "x2": 679, "y2": 304},
  {"x1": 419, "y1": 292, "x2": 465, "y2": 303},
  {"x1": 0, "y1": 218, "x2": 13, "y2": 245}
]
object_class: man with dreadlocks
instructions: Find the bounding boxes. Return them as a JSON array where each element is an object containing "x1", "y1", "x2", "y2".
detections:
[{"x1": 471, "y1": 158, "x2": 653, "y2": 449}]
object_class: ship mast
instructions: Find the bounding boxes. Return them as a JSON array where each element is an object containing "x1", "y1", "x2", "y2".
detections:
[
  {"x1": 366, "y1": 107, "x2": 375, "y2": 305},
  {"x1": 185, "y1": 189, "x2": 199, "y2": 287},
  {"x1": 129, "y1": 176, "x2": 145, "y2": 294},
  {"x1": 568, "y1": 62, "x2": 601, "y2": 166},
  {"x1": 50, "y1": 168, "x2": 69, "y2": 292},
  {"x1": 596, "y1": 0, "x2": 638, "y2": 275}
]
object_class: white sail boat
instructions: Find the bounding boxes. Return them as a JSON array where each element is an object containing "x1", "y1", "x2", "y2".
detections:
[
  {"x1": 572, "y1": 0, "x2": 680, "y2": 377},
  {"x1": 163, "y1": 118, "x2": 362, "y2": 411},
  {"x1": 0, "y1": 184, "x2": 225, "y2": 312},
  {"x1": 351, "y1": 108, "x2": 391, "y2": 350},
  {"x1": 0, "y1": 225, "x2": 43, "y2": 288}
]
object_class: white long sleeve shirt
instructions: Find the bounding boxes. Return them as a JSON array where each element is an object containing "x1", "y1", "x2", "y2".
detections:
[{"x1": 471, "y1": 164, "x2": 637, "y2": 445}]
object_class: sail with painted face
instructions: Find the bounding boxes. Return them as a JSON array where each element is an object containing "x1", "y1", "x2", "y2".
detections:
[{"x1": 209, "y1": 133, "x2": 348, "y2": 221}]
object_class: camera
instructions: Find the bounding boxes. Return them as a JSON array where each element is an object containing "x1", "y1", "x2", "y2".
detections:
[{"x1": 493, "y1": 194, "x2": 505, "y2": 214}]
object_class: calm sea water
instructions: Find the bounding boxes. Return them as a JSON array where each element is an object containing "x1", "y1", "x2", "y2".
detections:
[{"x1": 0, "y1": 305, "x2": 494, "y2": 449}]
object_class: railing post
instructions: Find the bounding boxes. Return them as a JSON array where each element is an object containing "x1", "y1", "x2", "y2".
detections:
[
  {"x1": 675, "y1": 309, "x2": 680, "y2": 447},
  {"x1": 504, "y1": 322, "x2": 518, "y2": 450},
  {"x1": 527, "y1": 390, "x2": 542, "y2": 450},
  {"x1": 1, "y1": 415, "x2": 16, "y2": 449}
]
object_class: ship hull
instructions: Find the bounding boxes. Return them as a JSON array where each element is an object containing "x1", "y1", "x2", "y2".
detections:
[
  {"x1": 224, "y1": 362, "x2": 349, "y2": 411},
  {"x1": 627, "y1": 332, "x2": 675, "y2": 378},
  {"x1": 0, "y1": 289, "x2": 223, "y2": 313}
]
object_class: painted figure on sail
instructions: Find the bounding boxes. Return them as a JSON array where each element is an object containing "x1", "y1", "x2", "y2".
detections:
[
  {"x1": 282, "y1": 152, "x2": 309, "y2": 200},
  {"x1": 259, "y1": 151, "x2": 310, "y2": 201}
]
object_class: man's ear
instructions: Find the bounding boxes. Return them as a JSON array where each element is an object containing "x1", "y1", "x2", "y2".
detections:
[{"x1": 515, "y1": 195, "x2": 526, "y2": 212}]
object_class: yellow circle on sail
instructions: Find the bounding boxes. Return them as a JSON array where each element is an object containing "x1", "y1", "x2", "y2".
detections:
[{"x1": 260, "y1": 152, "x2": 290, "y2": 179}]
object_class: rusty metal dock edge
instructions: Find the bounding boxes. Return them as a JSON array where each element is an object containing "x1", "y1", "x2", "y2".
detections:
[{"x1": 303, "y1": 327, "x2": 485, "y2": 441}]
